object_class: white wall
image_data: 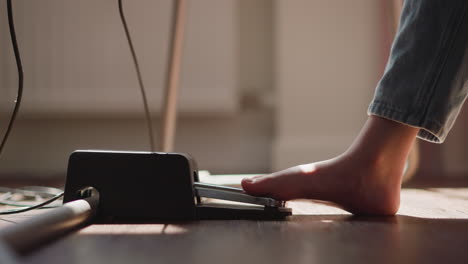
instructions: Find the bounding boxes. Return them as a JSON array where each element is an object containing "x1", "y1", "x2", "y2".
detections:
[
  {"x1": 3, "y1": 1, "x2": 443, "y2": 178},
  {"x1": 273, "y1": 0, "x2": 381, "y2": 169},
  {"x1": 442, "y1": 106, "x2": 468, "y2": 176},
  {"x1": 0, "y1": 0, "x2": 275, "y2": 178},
  {"x1": 0, "y1": 0, "x2": 238, "y2": 117}
]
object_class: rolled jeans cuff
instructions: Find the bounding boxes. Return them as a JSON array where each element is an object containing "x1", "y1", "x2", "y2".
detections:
[
  {"x1": 368, "y1": 102, "x2": 445, "y2": 143},
  {"x1": 368, "y1": 0, "x2": 468, "y2": 144}
]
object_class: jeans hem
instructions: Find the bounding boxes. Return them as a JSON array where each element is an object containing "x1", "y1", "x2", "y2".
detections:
[{"x1": 367, "y1": 102, "x2": 446, "y2": 143}]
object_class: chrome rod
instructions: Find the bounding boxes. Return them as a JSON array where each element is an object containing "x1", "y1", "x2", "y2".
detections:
[
  {"x1": 193, "y1": 182, "x2": 285, "y2": 208},
  {"x1": 0, "y1": 194, "x2": 98, "y2": 256},
  {"x1": 161, "y1": 0, "x2": 187, "y2": 152}
]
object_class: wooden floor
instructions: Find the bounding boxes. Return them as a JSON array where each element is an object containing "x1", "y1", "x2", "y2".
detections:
[{"x1": 1, "y1": 179, "x2": 468, "y2": 264}]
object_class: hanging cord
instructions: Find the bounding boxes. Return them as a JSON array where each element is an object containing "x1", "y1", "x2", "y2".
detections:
[
  {"x1": 0, "y1": 0, "x2": 24, "y2": 157},
  {"x1": 118, "y1": 0, "x2": 156, "y2": 151},
  {"x1": 0, "y1": 0, "x2": 64, "y2": 216},
  {"x1": 0, "y1": 0, "x2": 154, "y2": 215}
]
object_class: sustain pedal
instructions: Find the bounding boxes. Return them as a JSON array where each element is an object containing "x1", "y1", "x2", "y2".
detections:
[
  {"x1": 193, "y1": 182, "x2": 285, "y2": 207},
  {"x1": 64, "y1": 150, "x2": 292, "y2": 222}
]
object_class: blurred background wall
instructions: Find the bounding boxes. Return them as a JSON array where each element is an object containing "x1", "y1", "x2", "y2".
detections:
[
  {"x1": 272, "y1": 0, "x2": 380, "y2": 169},
  {"x1": 0, "y1": 0, "x2": 466, "y2": 179}
]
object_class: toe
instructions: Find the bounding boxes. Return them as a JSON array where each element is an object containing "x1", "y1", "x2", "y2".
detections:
[
  {"x1": 241, "y1": 176, "x2": 269, "y2": 196},
  {"x1": 241, "y1": 170, "x2": 300, "y2": 200}
]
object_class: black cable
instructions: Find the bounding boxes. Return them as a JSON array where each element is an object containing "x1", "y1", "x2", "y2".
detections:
[
  {"x1": 118, "y1": 0, "x2": 156, "y2": 151},
  {"x1": 0, "y1": 0, "x2": 24, "y2": 157},
  {"x1": 0, "y1": 186, "x2": 63, "y2": 208},
  {"x1": 0, "y1": 192, "x2": 64, "y2": 215},
  {"x1": 0, "y1": 1, "x2": 65, "y2": 216},
  {"x1": 0, "y1": 1, "x2": 153, "y2": 216}
]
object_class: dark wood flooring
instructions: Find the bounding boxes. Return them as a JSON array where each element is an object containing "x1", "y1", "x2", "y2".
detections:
[{"x1": 1, "y1": 178, "x2": 468, "y2": 264}]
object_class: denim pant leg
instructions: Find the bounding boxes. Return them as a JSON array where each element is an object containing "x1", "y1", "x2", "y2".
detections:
[{"x1": 368, "y1": 0, "x2": 468, "y2": 143}]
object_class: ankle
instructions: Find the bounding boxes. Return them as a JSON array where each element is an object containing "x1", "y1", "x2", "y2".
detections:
[
  {"x1": 337, "y1": 117, "x2": 419, "y2": 215},
  {"x1": 351, "y1": 116, "x2": 419, "y2": 158}
]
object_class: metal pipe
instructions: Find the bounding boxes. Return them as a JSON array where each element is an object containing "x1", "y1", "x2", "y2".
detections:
[
  {"x1": 0, "y1": 241, "x2": 18, "y2": 264},
  {"x1": 0, "y1": 194, "x2": 99, "y2": 256},
  {"x1": 160, "y1": 0, "x2": 187, "y2": 152}
]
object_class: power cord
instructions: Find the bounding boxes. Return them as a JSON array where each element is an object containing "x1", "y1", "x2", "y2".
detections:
[
  {"x1": 0, "y1": 186, "x2": 63, "y2": 208},
  {"x1": 118, "y1": 0, "x2": 156, "y2": 151},
  {"x1": 0, "y1": 192, "x2": 63, "y2": 215},
  {"x1": 0, "y1": 0, "x2": 64, "y2": 216},
  {"x1": 0, "y1": 0, "x2": 23, "y2": 157},
  {"x1": 0, "y1": 0, "x2": 153, "y2": 215}
]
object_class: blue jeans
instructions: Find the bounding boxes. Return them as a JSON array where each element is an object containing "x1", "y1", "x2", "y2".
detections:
[{"x1": 368, "y1": 0, "x2": 468, "y2": 143}]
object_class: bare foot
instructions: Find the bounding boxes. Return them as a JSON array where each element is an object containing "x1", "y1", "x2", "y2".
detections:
[{"x1": 242, "y1": 116, "x2": 419, "y2": 216}]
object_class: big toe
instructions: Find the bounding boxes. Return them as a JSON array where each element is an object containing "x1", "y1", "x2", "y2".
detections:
[
  {"x1": 241, "y1": 176, "x2": 270, "y2": 196},
  {"x1": 242, "y1": 166, "x2": 313, "y2": 200},
  {"x1": 241, "y1": 174, "x2": 293, "y2": 200}
]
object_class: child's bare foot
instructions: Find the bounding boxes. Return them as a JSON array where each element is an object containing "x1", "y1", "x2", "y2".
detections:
[{"x1": 242, "y1": 116, "x2": 419, "y2": 215}]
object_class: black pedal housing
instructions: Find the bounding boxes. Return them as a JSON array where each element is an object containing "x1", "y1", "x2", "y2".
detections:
[{"x1": 64, "y1": 150, "x2": 291, "y2": 223}]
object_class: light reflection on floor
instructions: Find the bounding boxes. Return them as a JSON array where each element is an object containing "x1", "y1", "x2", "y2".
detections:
[
  {"x1": 290, "y1": 188, "x2": 468, "y2": 219},
  {"x1": 80, "y1": 224, "x2": 188, "y2": 235}
]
